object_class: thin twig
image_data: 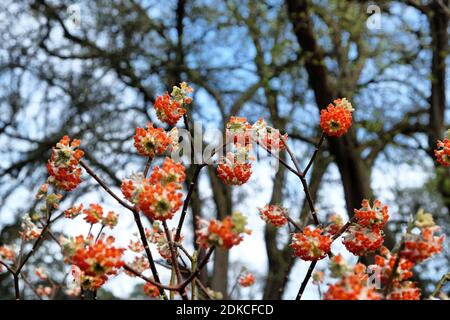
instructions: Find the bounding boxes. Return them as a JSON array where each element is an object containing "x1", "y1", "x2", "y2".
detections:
[
  {"x1": 303, "y1": 132, "x2": 325, "y2": 175},
  {"x1": 132, "y1": 209, "x2": 168, "y2": 300},
  {"x1": 123, "y1": 264, "x2": 178, "y2": 291},
  {"x1": 175, "y1": 164, "x2": 205, "y2": 242},
  {"x1": 79, "y1": 160, "x2": 135, "y2": 212},
  {"x1": 430, "y1": 272, "x2": 450, "y2": 298},
  {"x1": 143, "y1": 156, "x2": 153, "y2": 177},
  {"x1": 179, "y1": 246, "x2": 215, "y2": 290},
  {"x1": 161, "y1": 221, "x2": 187, "y2": 299}
]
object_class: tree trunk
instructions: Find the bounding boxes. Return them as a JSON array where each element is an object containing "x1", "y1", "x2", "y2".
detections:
[
  {"x1": 285, "y1": 0, "x2": 373, "y2": 217},
  {"x1": 208, "y1": 166, "x2": 232, "y2": 298}
]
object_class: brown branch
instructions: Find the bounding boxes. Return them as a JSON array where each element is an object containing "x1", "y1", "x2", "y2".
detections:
[
  {"x1": 179, "y1": 246, "x2": 215, "y2": 290},
  {"x1": 161, "y1": 221, "x2": 187, "y2": 299},
  {"x1": 132, "y1": 209, "x2": 167, "y2": 300},
  {"x1": 280, "y1": 136, "x2": 320, "y2": 226},
  {"x1": 295, "y1": 260, "x2": 317, "y2": 300},
  {"x1": 175, "y1": 164, "x2": 206, "y2": 242},
  {"x1": 123, "y1": 264, "x2": 178, "y2": 291},
  {"x1": 303, "y1": 132, "x2": 325, "y2": 175}
]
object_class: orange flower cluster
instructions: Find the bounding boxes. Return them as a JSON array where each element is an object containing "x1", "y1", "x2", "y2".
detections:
[
  {"x1": 369, "y1": 211, "x2": 442, "y2": 300},
  {"x1": 354, "y1": 199, "x2": 389, "y2": 231},
  {"x1": 343, "y1": 199, "x2": 388, "y2": 256},
  {"x1": 239, "y1": 273, "x2": 255, "y2": 287},
  {"x1": 401, "y1": 226, "x2": 444, "y2": 263},
  {"x1": 196, "y1": 212, "x2": 251, "y2": 249},
  {"x1": 102, "y1": 211, "x2": 119, "y2": 229},
  {"x1": 373, "y1": 246, "x2": 414, "y2": 284},
  {"x1": 291, "y1": 226, "x2": 332, "y2": 261},
  {"x1": 134, "y1": 123, "x2": 178, "y2": 157},
  {"x1": 217, "y1": 145, "x2": 252, "y2": 185},
  {"x1": 47, "y1": 136, "x2": 84, "y2": 191},
  {"x1": 324, "y1": 261, "x2": 381, "y2": 300},
  {"x1": 62, "y1": 235, "x2": 124, "y2": 290},
  {"x1": 122, "y1": 158, "x2": 185, "y2": 221},
  {"x1": 320, "y1": 98, "x2": 353, "y2": 137},
  {"x1": 386, "y1": 281, "x2": 421, "y2": 300},
  {"x1": 258, "y1": 204, "x2": 288, "y2": 227},
  {"x1": 64, "y1": 204, "x2": 84, "y2": 219},
  {"x1": 435, "y1": 137, "x2": 450, "y2": 167},
  {"x1": 0, "y1": 245, "x2": 15, "y2": 265},
  {"x1": 149, "y1": 157, "x2": 186, "y2": 185},
  {"x1": 143, "y1": 282, "x2": 160, "y2": 298},
  {"x1": 343, "y1": 224, "x2": 384, "y2": 256},
  {"x1": 83, "y1": 203, "x2": 104, "y2": 224},
  {"x1": 153, "y1": 82, "x2": 193, "y2": 126}
]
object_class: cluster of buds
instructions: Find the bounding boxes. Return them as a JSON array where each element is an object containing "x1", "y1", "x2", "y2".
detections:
[
  {"x1": 196, "y1": 212, "x2": 251, "y2": 249},
  {"x1": 144, "y1": 222, "x2": 183, "y2": 262},
  {"x1": 312, "y1": 271, "x2": 325, "y2": 285},
  {"x1": 121, "y1": 158, "x2": 185, "y2": 221},
  {"x1": 324, "y1": 255, "x2": 381, "y2": 300},
  {"x1": 343, "y1": 199, "x2": 388, "y2": 256},
  {"x1": 66, "y1": 203, "x2": 119, "y2": 229},
  {"x1": 36, "y1": 285, "x2": 53, "y2": 298},
  {"x1": 386, "y1": 281, "x2": 421, "y2": 300},
  {"x1": 238, "y1": 272, "x2": 255, "y2": 287},
  {"x1": 19, "y1": 215, "x2": 42, "y2": 241},
  {"x1": 320, "y1": 98, "x2": 354, "y2": 137},
  {"x1": 35, "y1": 266, "x2": 48, "y2": 281},
  {"x1": 401, "y1": 210, "x2": 444, "y2": 264},
  {"x1": 64, "y1": 204, "x2": 84, "y2": 219},
  {"x1": 217, "y1": 144, "x2": 253, "y2": 185},
  {"x1": 134, "y1": 123, "x2": 178, "y2": 158},
  {"x1": 251, "y1": 118, "x2": 287, "y2": 152},
  {"x1": 291, "y1": 226, "x2": 332, "y2": 261},
  {"x1": 62, "y1": 235, "x2": 124, "y2": 290},
  {"x1": 326, "y1": 214, "x2": 344, "y2": 236},
  {"x1": 258, "y1": 204, "x2": 288, "y2": 227},
  {"x1": 0, "y1": 245, "x2": 16, "y2": 272},
  {"x1": 125, "y1": 256, "x2": 150, "y2": 276},
  {"x1": 47, "y1": 136, "x2": 84, "y2": 191},
  {"x1": 435, "y1": 130, "x2": 450, "y2": 167},
  {"x1": 153, "y1": 82, "x2": 193, "y2": 126}
]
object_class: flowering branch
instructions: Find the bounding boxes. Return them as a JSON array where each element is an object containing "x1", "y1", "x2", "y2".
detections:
[
  {"x1": 295, "y1": 216, "x2": 357, "y2": 300},
  {"x1": 5, "y1": 85, "x2": 443, "y2": 301}
]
